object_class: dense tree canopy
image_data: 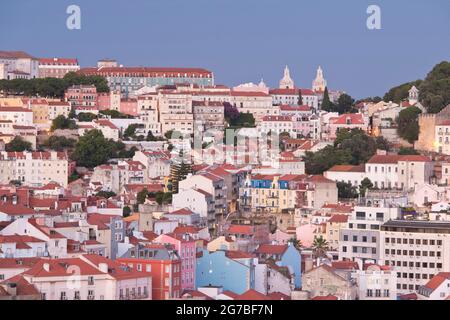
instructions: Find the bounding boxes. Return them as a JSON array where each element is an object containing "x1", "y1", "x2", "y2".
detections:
[
  {"x1": 321, "y1": 92, "x2": 356, "y2": 114},
  {"x1": 96, "y1": 191, "x2": 117, "y2": 199},
  {"x1": 337, "y1": 181, "x2": 358, "y2": 199},
  {"x1": 419, "y1": 61, "x2": 450, "y2": 113},
  {"x1": 359, "y1": 178, "x2": 373, "y2": 197},
  {"x1": 51, "y1": 115, "x2": 77, "y2": 131},
  {"x1": 398, "y1": 146, "x2": 420, "y2": 155},
  {"x1": 99, "y1": 110, "x2": 133, "y2": 119},
  {"x1": 77, "y1": 112, "x2": 97, "y2": 122},
  {"x1": 123, "y1": 124, "x2": 139, "y2": 140},
  {"x1": 321, "y1": 87, "x2": 333, "y2": 111},
  {"x1": 5, "y1": 136, "x2": 32, "y2": 152},
  {"x1": 383, "y1": 80, "x2": 422, "y2": 103},
  {"x1": 304, "y1": 129, "x2": 378, "y2": 174},
  {"x1": 383, "y1": 61, "x2": 450, "y2": 113},
  {"x1": 0, "y1": 72, "x2": 109, "y2": 98},
  {"x1": 42, "y1": 136, "x2": 76, "y2": 151},
  {"x1": 70, "y1": 129, "x2": 136, "y2": 168},
  {"x1": 397, "y1": 106, "x2": 422, "y2": 143}
]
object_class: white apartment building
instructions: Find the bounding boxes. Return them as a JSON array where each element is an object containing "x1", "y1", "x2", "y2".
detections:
[
  {"x1": 91, "y1": 160, "x2": 147, "y2": 194},
  {"x1": 326, "y1": 154, "x2": 434, "y2": 191},
  {"x1": 365, "y1": 155, "x2": 434, "y2": 191},
  {"x1": 380, "y1": 220, "x2": 450, "y2": 294},
  {"x1": 258, "y1": 115, "x2": 293, "y2": 136},
  {"x1": 0, "y1": 107, "x2": 34, "y2": 126},
  {"x1": 133, "y1": 150, "x2": 171, "y2": 179},
  {"x1": 137, "y1": 93, "x2": 161, "y2": 135},
  {"x1": 47, "y1": 101, "x2": 71, "y2": 120},
  {"x1": 435, "y1": 121, "x2": 450, "y2": 155},
  {"x1": 0, "y1": 151, "x2": 69, "y2": 187},
  {"x1": 158, "y1": 91, "x2": 194, "y2": 135},
  {"x1": 324, "y1": 164, "x2": 366, "y2": 187},
  {"x1": 229, "y1": 91, "x2": 276, "y2": 122},
  {"x1": 339, "y1": 199, "x2": 401, "y2": 263},
  {"x1": 0, "y1": 51, "x2": 39, "y2": 79},
  {"x1": 352, "y1": 264, "x2": 397, "y2": 300},
  {"x1": 269, "y1": 88, "x2": 319, "y2": 110},
  {"x1": 172, "y1": 188, "x2": 215, "y2": 225}
]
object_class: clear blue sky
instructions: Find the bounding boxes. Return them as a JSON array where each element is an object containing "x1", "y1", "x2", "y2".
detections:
[{"x1": 1, "y1": 0, "x2": 449, "y2": 98}]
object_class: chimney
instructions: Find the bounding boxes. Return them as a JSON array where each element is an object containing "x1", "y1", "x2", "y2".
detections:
[
  {"x1": 304, "y1": 257, "x2": 313, "y2": 272},
  {"x1": 6, "y1": 283, "x2": 17, "y2": 296}
]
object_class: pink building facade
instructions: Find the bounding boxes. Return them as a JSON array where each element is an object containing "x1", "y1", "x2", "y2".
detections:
[
  {"x1": 154, "y1": 233, "x2": 196, "y2": 291},
  {"x1": 65, "y1": 85, "x2": 98, "y2": 113},
  {"x1": 120, "y1": 98, "x2": 138, "y2": 116}
]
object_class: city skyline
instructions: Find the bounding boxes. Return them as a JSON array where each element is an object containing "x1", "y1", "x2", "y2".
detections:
[{"x1": 1, "y1": 0, "x2": 449, "y2": 98}]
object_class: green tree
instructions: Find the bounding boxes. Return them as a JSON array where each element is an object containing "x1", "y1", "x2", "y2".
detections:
[
  {"x1": 70, "y1": 130, "x2": 116, "y2": 168},
  {"x1": 321, "y1": 87, "x2": 333, "y2": 111},
  {"x1": 375, "y1": 136, "x2": 390, "y2": 151},
  {"x1": 99, "y1": 110, "x2": 131, "y2": 119},
  {"x1": 96, "y1": 191, "x2": 117, "y2": 199},
  {"x1": 359, "y1": 178, "x2": 373, "y2": 197},
  {"x1": 297, "y1": 90, "x2": 303, "y2": 105},
  {"x1": 42, "y1": 136, "x2": 76, "y2": 151},
  {"x1": 136, "y1": 188, "x2": 148, "y2": 205},
  {"x1": 336, "y1": 93, "x2": 355, "y2": 114},
  {"x1": 155, "y1": 191, "x2": 172, "y2": 205},
  {"x1": 397, "y1": 106, "x2": 422, "y2": 143},
  {"x1": 68, "y1": 171, "x2": 81, "y2": 183},
  {"x1": 5, "y1": 136, "x2": 32, "y2": 152},
  {"x1": 304, "y1": 129, "x2": 379, "y2": 174},
  {"x1": 51, "y1": 115, "x2": 77, "y2": 131},
  {"x1": 419, "y1": 61, "x2": 450, "y2": 113},
  {"x1": 124, "y1": 124, "x2": 139, "y2": 140},
  {"x1": 77, "y1": 112, "x2": 97, "y2": 122},
  {"x1": 398, "y1": 146, "x2": 420, "y2": 155},
  {"x1": 312, "y1": 235, "x2": 329, "y2": 259},
  {"x1": 337, "y1": 181, "x2": 358, "y2": 199},
  {"x1": 383, "y1": 80, "x2": 422, "y2": 103},
  {"x1": 122, "y1": 206, "x2": 132, "y2": 218},
  {"x1": 170, "y1": 150, "x2": 193, "y2": 194}
]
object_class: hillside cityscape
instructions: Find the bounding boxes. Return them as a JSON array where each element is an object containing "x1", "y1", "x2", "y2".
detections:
[{"x1": 0, "y1": 48, "x2": 449, "y2": 302}]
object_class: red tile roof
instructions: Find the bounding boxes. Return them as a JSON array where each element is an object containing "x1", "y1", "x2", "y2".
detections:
[
  {"x1": 237, "y1": 289, "x2": 270, "y2": 300},
  {"x1": 168, "y1": 208, "x2": 194, "y2": 216},
  {"x1": 330, "y1": 113, "x2": 365, "y2": 125},
  {"x1": 311, "y1": 294, "x2": 338, "y2": 300},
  {"x1": 327, "y1": 164, "x2": 365, "y2": 173},
  {"x1": 39, "y1": 58, "x2": 78, "y2": 65},
  {"x1": 227, "y1": 224, "x2": 253, "y2": 235},
  {"x1": 225, "y1": 250, "x2": 254, "y2": 260},
  {"x1": 331, "y1": 261, "x2": 359, "y2": 270},
  {"x1": 267, "y1": 292, "x2": 291, "y2": 300},
  {"x1": 22, "y1": 258, "x2": 105, "y2": 277},
  {"x1": 0, "y1": 274, "x2": 40, "y2": 296},
  {"x1": 328, "y1": 214, "x2": 349, "y2": 223},
  {"x1": 0, "y1": 203, "x2": 35, "y2": 216},
  {"x1": 423, "y1": 272, "x2": 450, "y2": 291},
  {"x1": 255, "y1": 244, "x2": 288, "y2": 255},
  {"x1": 0, "y1": 257, "x2": 40, "y2": 269},
  {"x1": 367, "y1": 154, "x2": 431, "y2": 164}
]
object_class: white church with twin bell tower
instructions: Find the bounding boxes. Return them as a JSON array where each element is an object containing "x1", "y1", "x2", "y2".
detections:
[
  {"x1": 279, "y1": 65, "x2": 295, "y2": 89},
  {"x1": 312, "y1": 66, "x2": 327, "y2": 92}
]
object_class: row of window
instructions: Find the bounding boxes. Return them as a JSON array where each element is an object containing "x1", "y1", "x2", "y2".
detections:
[
  {"x1": 385, "y1": 238, "x2": 443, "y2": 245},
  {"x1": 385, "y1": 260, "x2": 443, "y2": 269},
  {"x1": 384, "y1": 249, "x2": 442, "y2": 257},
  {"x1": 366, "y1": 289, "x2": 390, "y2": 297}
]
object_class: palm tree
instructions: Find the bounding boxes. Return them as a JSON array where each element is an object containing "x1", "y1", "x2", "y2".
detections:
[
  {"x1": 289, "y1": 236, "x2": 303, "y2": 251},
  {"x1": 312, "y1": 235, "x2": 329, "y2": 259}
]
